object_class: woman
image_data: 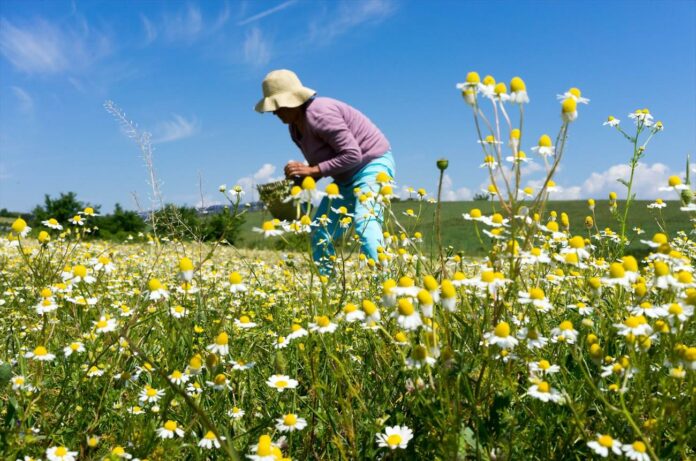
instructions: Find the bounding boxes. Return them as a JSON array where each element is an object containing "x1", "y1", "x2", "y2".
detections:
[{"x1": 255, "y1": 69, "x2": 395, "y2": 273}]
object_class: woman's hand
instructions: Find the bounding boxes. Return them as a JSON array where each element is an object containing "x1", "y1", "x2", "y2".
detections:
[{"x1": 284, "y1": 161, "x2": 320, "y2": 178}]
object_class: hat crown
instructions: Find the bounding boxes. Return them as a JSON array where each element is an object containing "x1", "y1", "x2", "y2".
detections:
[{"x1": 262, "y1": 69, "x2": 304, "y2": 97}]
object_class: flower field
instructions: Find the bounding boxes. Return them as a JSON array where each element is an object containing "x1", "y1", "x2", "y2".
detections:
[{"x1": 2, "y1": 75, "x2": 695, "y2": 460}]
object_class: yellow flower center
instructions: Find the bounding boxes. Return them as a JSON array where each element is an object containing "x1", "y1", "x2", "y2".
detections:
[
  {"x1": 34, "y1": 346, "x2": 48, "y2": 356},
  {"x1": 205, "y1": 431, "x2": 216, "y2": 440},
  {"x1": 239, "y1": 315, "x2": 251, "y2": 323},
  {"x1": 632, "y1": 441, "x2": 646, "y2": 453},
  {"x1": 55, "y1": 447, "x2": 68, "y2": 456},
  {"x1": 654, "y1": 261, "x2": 669, "y2": 277},
  {"x1": 494, "y1": 82, "x2": 507, "y2": 95},
  {"x1": 561, "y1": 98, "x2": 577, "y2": 113},
  {"x1": 257, "y1": 435, "x2": 273, "y2": 456},
  {"x1": 598, "y1": 435, "x2": 614, "y2": 447},
  {"x1": 483, "y1": 75, "x2": 495, "y2": 85},
  {"x1": 417, "y1": 290, "x2": 433, "y2": 305},
  {"x1": 494, "y1": 322, "x2": 510, "y2": 338},
  {"x1": 275, "y1": 380, "x2": 288, "y2": 389},
  {"x1": 164, "y1": 420, "x2": 177, "y2": 431},
  {"x1": 386, "y1": 434, "x2": 402, "y2": 447},
  {"x1": 326, "y1": 183, "x2": 339, "y2": 195},
  {"x1": 668, "y1": 175, "x2": 682, "y2": 187},
  {"x1": 652, "y1": 233, "x2": 667, "y2": 244},
  {"x1": 262, "y1": 221, "x2": 276, "y2": 231},
  {"x1": 529, "y1": 288, "x2": 545, "y2": 300},
  {"x1": 568, "y1": 236, "x2": 584, "y2": 249},
  {"x1": 440, "y1": 280, "x2": 455, "y2": 298},
  {"x1": 179, "y1": 257, "x2": 194, "y2": 271},
  {"x1": 398, "y1": 299, "x2": 415, "y2": 316},
  {"x1": 214, "y1": 373, "x2": 227, "y2": 385},
  {"x1": 565, "y1": 253, "x2": 579, "y2": 265},
  {"x1": 97, "y1": 319, "x2": 108, "y2": 329},
  {"x1": 216, "y1": 332, "x2": 229, "y2": 345},
  {"x1": 491, "y1": 213, "x2": 503, "y2": 224},
  {"x1": 538, "y1": 360, "x2": 550, "y2": 370},
  {"x1": 622, "y1": 256, "x2": 638, "y2": 272},
  {"x1": 510, "y1": 76, "x2": 526, "y2": 92},
  {"x1": 11, "y1": 218, "x2": 27, "y2": 233},
  {"x1": 73, "y1": 265, "x2": 87, "y2": 278},
  {"x1": 316, "y1": 315, "x2": 331, "y2": 327},
  {"x1": 668, "y1": 304, "x2": 683, "y2": 315},
  {"x1": 569, "y1": 87, "x2": 581, "y2": 98},
  {"x1": 301, "y1": 176, "x2": 316, "y2": 190},
  {"x1": 466, "y1": 71, "x2": 480, "y2": 84},
  {"x1": 343, "y1": 303, "x2": 357, "y2": 313},
  {"x1": 148, "y1": 278, "x2": 162, "y2": 291},
  {"x1": 362, "y1": 300, "x2": 377, "y2": 315},
  {"x1": 283, "y1": 414, "x2": 297, "y2": 426},
  {"x1": 537, "y1": 381, "x2": 550, "y2": 393},
  {"x1": 609, "y1": 263, "x2": 625, "y2": 279}
]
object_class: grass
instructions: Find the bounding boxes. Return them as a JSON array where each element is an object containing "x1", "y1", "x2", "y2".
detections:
[{"x1": 236, "y1": 200, "x2": 690, "y2": 255}]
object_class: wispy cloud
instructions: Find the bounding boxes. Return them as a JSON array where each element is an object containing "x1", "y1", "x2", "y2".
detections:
[
  {"x1": 11, "y1": 86, "x2": 34, "y2": 114},
  {"x1": 153, "y1": 114, "x2": 200, "y2": 143},
  {"x1": 308, "y1": 0, "x2": 396, "y2": 43},
  {"x1": 143, "y1": 3, "x2": 230, "y2": 45},
  {"x1": 243, "y1": 28, "x2": 271, "y2": 67},
  {"x1": 0, "y1": 18, "x2": 110, "y2": 74},
  {"x1": 237, "y1": 0, "x2": 297, "y2": 26},
  {"x1": 140, "y1": 14, "x2": 158, "y2": 44}
]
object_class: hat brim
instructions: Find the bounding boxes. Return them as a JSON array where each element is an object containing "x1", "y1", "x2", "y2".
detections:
[{"x1": 255, "y1": 88, "x2": 316, "y2": 113}]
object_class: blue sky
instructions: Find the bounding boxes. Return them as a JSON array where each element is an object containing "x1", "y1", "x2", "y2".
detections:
[{"x1": 1, "y1": 0, "x2": 695, "y2": 212}]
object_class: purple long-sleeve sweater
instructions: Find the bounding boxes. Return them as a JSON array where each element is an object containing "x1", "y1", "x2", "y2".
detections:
[{"x1": 289, "y1": 97, "x2": 391, "y2": 184}]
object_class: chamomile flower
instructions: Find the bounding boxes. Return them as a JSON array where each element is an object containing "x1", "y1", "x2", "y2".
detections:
[
  {"x1": 393, "y1": 298, "x2": 422, "y2": 331},
  {"x1": 46, "y1": 446, "x2": 78, "y2": 461},
  {"x1": 11, "y1": 218, "x2": 31, "y2": 237},
  {"x1": 139, "y1": 385, "x2": 164, "y2": 403},
  {"x1": 93, "y1": 316, "x2": 118, "y2": 334},
  {"x1": 266, "y1": 374, "x2": 299, "y2": 392},
  {"x1": 287, "y1": 323, "x2": 309, "y2": 340},
  {"x1": 529, "y1": 359, "x2": 561, "y2": 376},
  {"x1": 484, "y1": 322, "x2": 518, "y2": 349},
  {"x1": 168, "y1": 369, "x2": 189, "y2": 385},
  {"x1": 63, "y1": 342, "x2": 85, "y2": 357},
  {"x1": 325, "y1": 183, "x2": 343, "y2": 199},
  {"x1": 376, "y1": 425, "x2": 413, "y2": 450},
  {"x1": 664, "y1": 302, "x2": 694, "y2": 323},
  {"x1": 170, "y1": 305, "x2": 189, "y2": 319},
  {"x1": 147, "y1": 278, "x2": 169, "y2": 300},
  {"x1": 275, "y1": 413, "x2": 308, "y2": 432},
  {"x1": 156, "y1": 420, "x2": 185, "y2": 439},
  {"x1": 622, "y1": 441, "x2": 651, "y2": 461},
  {"x1": 361, "y1": 299, "x2": 381, "y2": 323},
  {"x1": 309, "y1": 315, "x2": 338, "y2": 333},
  {"x1": 341, "y1": 303, "x2": 366, "y2": 322},
  {"x1": 463, "y1": 208, "x2": 485, "y2": 222},
  {"x1": 70, "y1": 215, "x2": 84, "y2": 226},
  {"x1": 506, "y1": 150, "x2": 529, "y2": 163},
  {"x1": 298, "y1": 176, "x2": 326, "y2": 202},
  {"x1": 614, "y1": 315, "x2": 653, "y2": 336},
  {"x1": 526, "y1": 381, "x2": 564, "y2": 403},
  {"x1": 234, "y1": 315, "x2": 257, "y2": 329},
  {"x1": 405, "y1": 344, "x2": 437, "y2": 369},
  {"x1": 25, "y1": 346, "x2": 55, "y2": 362},
  {"x1": 207, "y1": 332, "x2": 230, "y2": 355},
  {"x1": 532, "y1": 134, "x2": 555, "y2": 157},
  {"x1": 509, "y1": 76, "x2": 529, "y2": 103},
  {"x1": 247, "y1": 434, "x2": 282, "y2": 461},
  {"x1": 228, "y1": 406, "x2": 245, "y2": 419},
  {"x1": 108, "y1": 446, "x2": 132, "y2": 459},
  {"x1": 628, "y1": 108, "x2": 654, "y2": 126},
  {"x1": 550, "y1": 320, "x2": 578, "y2": 344},
  {"x1": 659, "y1": 175, "x2": 689, "y2": 192},
  {"x1": 603, "y1": 115, "x2": 620, "y2": 127},
  {"x1": 518, "y1": 287, "x2": 553, "y2": 312},
  {"x1": 391, "y1": 276, "x2": 421, "y2": 297},
  {"x1": 253, "y1": 221, "x2": 284, "y2": 238},
  {"x1": 35, "y1": 297, "x2": 58, "y2": 315},
  {"x1": 587, "y1": 434, "x2": 622, "y2": 457},
  {"x1": 557, "y1": 87, "x2": 589, "y2": 104},
  {"x1": 198, "y1": 431, "x2": 225, "y2": 450},
  {"x1": 561, "y1": 98, "x2": 578, "y2": 122},
  {"x1": 228, "y1": 271, "x2": 248, "y2": 293},
  {"x1": 647, "y1": 198, "x2": 666, "y2": 209},
  {"x1": 42, "y1": 217, "x2": 63, "y2": 230}
]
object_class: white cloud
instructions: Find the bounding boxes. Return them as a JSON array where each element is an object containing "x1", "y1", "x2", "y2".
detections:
[
  {"x1": 243, "y1": 28, "x2": 271, "y2": 67},
  {"x1": 238, "y1": 0, "x2": 297, "y2": 25},
  {"x1": 11, "y1": 86, "x2": 33, "y2": 113},
  {"x1": 441, "y1": 174, "x2": 472, "y2": 201},
  {"x1": 140, "y1": 14, "x2": 158, "y2": 44},
  {"x1": 0, "y1": 18, "x2": 110, "y2": 74},
  {"x1": 234, "y1": 163, "x2": 284, "y2": 202},
  {"x1": 152, "y1": 114, "x2": 200, "y2": 143},
  {"x1": 163, "y1": 4, "x2": 203, "y2": 42},
  {"x1": 578, "y1": 162, "x2": 676, "y2": 199},
  {"x1": 308, "y1": 0, "x2": 396, "y2": 43}
]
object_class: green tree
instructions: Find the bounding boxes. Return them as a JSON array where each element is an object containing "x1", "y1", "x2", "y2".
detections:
[
  {"x1": 94, "y1": 203, "x2": 146, "y2": 240},
  {"x1": 31, "y1": 192, "x2": 100, "y2": 226}
]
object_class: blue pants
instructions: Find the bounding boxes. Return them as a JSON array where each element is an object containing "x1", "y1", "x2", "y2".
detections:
[{"x1": 312, "y1": 152, "x2": 395, "y2": 273}]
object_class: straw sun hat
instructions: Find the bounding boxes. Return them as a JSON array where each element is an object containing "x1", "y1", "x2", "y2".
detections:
[{"x1": 254, "y1": 69, "x2": 316, "y2": 113}]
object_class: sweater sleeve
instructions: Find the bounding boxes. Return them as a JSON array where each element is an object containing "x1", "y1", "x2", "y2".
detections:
[{"x1": 308, "y1": 106, "x2": 362, "y2": 177}]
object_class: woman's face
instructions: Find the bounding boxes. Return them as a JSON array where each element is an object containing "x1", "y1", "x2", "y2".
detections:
[{"x1": 273, "y1": 106, "x2": 301, "y2": 125}]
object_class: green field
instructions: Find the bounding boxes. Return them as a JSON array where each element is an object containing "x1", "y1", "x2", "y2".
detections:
[{"x1": 236, "y1": 200, "x2": 690, "y2": 255}]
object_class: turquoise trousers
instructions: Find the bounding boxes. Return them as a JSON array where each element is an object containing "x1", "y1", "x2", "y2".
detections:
[{"x1": 312, "y1": 152, "x2": 395, "y2": 273}]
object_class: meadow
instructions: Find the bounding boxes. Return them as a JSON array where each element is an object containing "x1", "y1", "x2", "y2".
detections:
[{"x1": 1, "y1": 74, "x2": 695, "y2": 461}]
